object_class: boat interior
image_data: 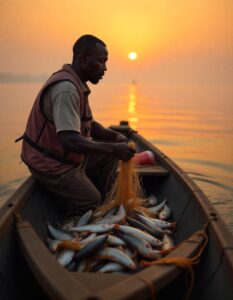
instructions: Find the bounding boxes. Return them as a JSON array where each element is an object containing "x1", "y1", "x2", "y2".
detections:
[{"x1": 0, "y1": 125, "x2": 232, "y2": 300}]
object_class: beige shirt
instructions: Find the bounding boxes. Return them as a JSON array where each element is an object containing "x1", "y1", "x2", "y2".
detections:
[{"x1": 42, "y1": 80, "x2": 91, "y2": 133}]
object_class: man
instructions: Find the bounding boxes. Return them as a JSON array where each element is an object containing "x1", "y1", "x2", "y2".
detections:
[{"x1": 19, "y1": 35, "x2": 135, "y2": 214}]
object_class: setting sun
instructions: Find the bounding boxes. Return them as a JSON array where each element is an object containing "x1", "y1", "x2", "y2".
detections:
[{"x1": 128, "y1": 52, "x2": 138, "y2": 60}]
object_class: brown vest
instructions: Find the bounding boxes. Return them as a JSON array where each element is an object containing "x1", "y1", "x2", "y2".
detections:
[{"x1": 20, "y1": 64, "x2": 92, "y2": 175}]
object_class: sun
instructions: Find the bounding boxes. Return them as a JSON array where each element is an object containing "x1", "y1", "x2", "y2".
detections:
[{"x1": 128, "y1": 52, "x2": 138, "y2": 60}]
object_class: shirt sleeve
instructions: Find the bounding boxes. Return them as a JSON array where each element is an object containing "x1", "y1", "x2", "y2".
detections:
[{"x1": 52, "y1": 90, "x2": 81, "y2": 133}]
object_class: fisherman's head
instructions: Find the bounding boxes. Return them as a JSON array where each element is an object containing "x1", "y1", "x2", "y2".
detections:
[{"x1": 72, "y1": 34, "x2": 108, "y2": 84}]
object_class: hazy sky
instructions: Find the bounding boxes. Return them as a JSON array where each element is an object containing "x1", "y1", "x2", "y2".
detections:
[{"x1": 0, "y1": 0, "x2": 232, "y2": 84}]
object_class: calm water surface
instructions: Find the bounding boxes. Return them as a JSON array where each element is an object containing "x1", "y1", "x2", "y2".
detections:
[{"x1": 0, "y1": 82, "x2": 232, "y2": 232}]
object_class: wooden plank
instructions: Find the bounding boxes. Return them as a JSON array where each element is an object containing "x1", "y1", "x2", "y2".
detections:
[
  {"x1": 117, "y1": 165, "x2": 169, "y2": 176},
  {"x1": 71, "y1": 272, "x2": 129, "y2": 294},
  {"x1": 17, "y1": 220, "x2": 92, "y2": 300},
  {"x1": 135, "y1": 165, "x2": 169, "y2": 176},
  {"x1": 0, "y1": 177, "x2": 35, "y2": 237}
]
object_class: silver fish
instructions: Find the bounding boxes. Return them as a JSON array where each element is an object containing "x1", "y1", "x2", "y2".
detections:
[
  {"x1": 93, "y1": 210, "x2": 103, "y2": 219},
  {"x1": 115, "y1": 225, "x2": 162, "y2": 248},
  {"x1": 75, "y1": 234, "x2": 108, "y2": 261},
  {"x1": 76, "y1": 259, "x2": 88, "y2": 272},
  {"x1": 97, "y1": 204, "x2": 126, "y2": 225},
  {"x1": 57, "y1": 249, "x2": 75, "y2": 266},
  {"x1": 47, "y1": 222, "x2": 73, "y2": 241},
  {"x1": 126, "y1": 217, "x2": 156, "y2": 236},
  {"x1": 117, "y1": 231, "x2": 155, "y2": 259},
  {"x1": 80, "y1": 233, "x2": 97, "y2": 246},
  {"x1": 98, "y1": 262, "x2": 125, "y2": 273},
  {"x1": 103, "y1": 206, "x2": 118, "y2": 218},
  {"x1": 69, "y1": 223, "x2": 115, "y2": 233},
  {"x1": 132, "y1": 208, "x2": 150, "y2": 218},
  {"x1": 97, "y1": 247, "x2": 136, "y2": 270},
  {"x1": 77, "y1": 210, "x2": 93, "y2": 226},
  {"x1": 159, "y1": 204, "x2": 171, "y2": 220},
  {"x1": 93, "y1": 207, "x2": 117, "y2": 220},
  {"x1": 147, "y1": 194, "x2": 158, "y2": 206},
  {"x1": 162, "y1": 234, "x2": 175, "y2": 250},
  {"x1": 46, "y1": 238, "x2": 60, "y2": 253},
  {"x1": 148, "y1": 218, "x2": 176, "y2": 229},
  {"x1": 107, "y1": 234, "x2": 126, "y2": 247},
  {"x1": 148, "y1": 199, "x2": 167, "y2": 213},
  {"x1": 136, "y1": 214, "x2": 166, "y2": 236},
  {"x1": 61, "y1": 216, "x2": 79, "y2": 231}
]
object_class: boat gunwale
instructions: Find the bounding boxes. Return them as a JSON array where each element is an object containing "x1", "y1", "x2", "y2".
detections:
[{"x1": 0, "y1": 176, "x2": 36, "y2": 237}]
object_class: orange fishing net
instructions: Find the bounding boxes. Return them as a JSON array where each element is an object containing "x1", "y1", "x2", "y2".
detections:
[
  {"x1": 99, "y1": 141, "x2": 146, "y2": 215},
  {"x1": 140, "y1": 228, "x2": 209, "y2": 300},
  {"x1": 56, "y1": 240, "x2": 81, "y2": 251}
]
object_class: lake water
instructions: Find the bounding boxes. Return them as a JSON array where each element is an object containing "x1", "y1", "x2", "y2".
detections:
[{"x1": 0, "y1": 82, "x2": 233, "y2": 232}]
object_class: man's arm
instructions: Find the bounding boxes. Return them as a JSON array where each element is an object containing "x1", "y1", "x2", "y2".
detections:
[
  {"x1": 58, "y1": 131, "x2": 135, "y2": 161},
  {"x1": 91, "y1": 121, "x2": 128, "y2": 143}
]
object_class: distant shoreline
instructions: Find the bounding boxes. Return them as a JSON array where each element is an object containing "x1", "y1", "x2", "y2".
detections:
[{"x1": 0, "y1": 72, "x2": 48, "y2": 83}]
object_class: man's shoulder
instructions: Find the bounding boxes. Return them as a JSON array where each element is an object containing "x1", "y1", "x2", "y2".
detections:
[{"x1": 51, "y1": 80, "x2": 78, "y2": 94}]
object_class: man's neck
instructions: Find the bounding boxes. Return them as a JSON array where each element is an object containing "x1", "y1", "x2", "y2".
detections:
[{"x1": 71, "y1": 63, "x2": 86, "y2": 83}]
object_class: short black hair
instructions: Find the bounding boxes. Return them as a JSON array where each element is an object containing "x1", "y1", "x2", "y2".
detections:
[{"x1": 73, "y1": 35, "x2": 106, "y2": 60}]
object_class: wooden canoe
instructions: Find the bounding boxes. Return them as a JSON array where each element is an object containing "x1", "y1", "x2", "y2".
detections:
[{"x1": 0, "y1": 122, "x2": 233, "y2": 300}]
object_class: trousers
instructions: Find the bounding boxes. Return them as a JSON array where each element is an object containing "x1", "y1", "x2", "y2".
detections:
[{"x1": 29, "y1": 152, "x2": 118, "y2": 215}]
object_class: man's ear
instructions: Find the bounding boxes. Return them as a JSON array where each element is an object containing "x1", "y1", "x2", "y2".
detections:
[{"x1": 77, "y1": 53, "x2": 88, "y2": 66}]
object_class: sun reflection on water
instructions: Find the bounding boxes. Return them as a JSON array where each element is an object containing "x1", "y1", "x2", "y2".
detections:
[{"x1": 127, "y1": 83, "x2": 139, "y2": 129}]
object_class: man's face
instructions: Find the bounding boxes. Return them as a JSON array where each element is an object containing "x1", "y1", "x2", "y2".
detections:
[{"x1": 83, "y1": 43, "x2": 108, "y2": 84}]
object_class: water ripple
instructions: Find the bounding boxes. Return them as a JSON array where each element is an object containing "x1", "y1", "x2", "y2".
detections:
[
  {"x1": 150, "y1": 139, "x2": 186, "y2": 146},
  {"x1": 190, "y1": 176, "x2": 233, "y2": 192},
  {"x1": 0, "y1": 177, "x2": 26, "y2": 205},
  {"x1": 177, "y1": 158, "x2": 233, "y2": 173},
  {"x1": 187, "y1": 171, "x2": 210, "y2": 178}
]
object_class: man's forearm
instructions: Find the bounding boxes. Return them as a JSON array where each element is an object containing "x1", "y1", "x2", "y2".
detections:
[
  {"x1": 59, "y1": 131, "x2": 115, "y2": 155},
  {"x1": 58, "y1": 131, "x2": 135, "y2": 161},
  {"x1": 91, "y1": 121, "x2": 118, "y2": 141}
]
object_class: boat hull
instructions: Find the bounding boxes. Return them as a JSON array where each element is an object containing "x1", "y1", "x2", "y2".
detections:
[{"x1": 0, "y1": 125, "x2": 233, "y2": 300}]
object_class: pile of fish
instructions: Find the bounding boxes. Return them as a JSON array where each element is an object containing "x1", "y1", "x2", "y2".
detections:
[{"x1": 46, "y1": 195, "x2": 176, "y2": 273}]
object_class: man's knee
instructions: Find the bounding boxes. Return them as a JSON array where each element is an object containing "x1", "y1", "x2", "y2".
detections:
[
  {"x1": 87, "y1": 187, "x2": 102, "y2": 206},
  {"x1": 60, "y1": 189, "x2": 102, "y2": 215}
]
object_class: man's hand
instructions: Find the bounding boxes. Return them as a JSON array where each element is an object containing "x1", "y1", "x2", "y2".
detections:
[
  {"x1": 115, "y1": 133, "x2": 128, "y2": 143},
  {"x1": 113, "y1": 143, "x2": 136, "y2": 161}
]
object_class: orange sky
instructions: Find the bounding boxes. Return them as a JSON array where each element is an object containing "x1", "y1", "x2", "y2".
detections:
[{"x1": 0, "y1": 0, "x2": 232, "y2": 84}]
